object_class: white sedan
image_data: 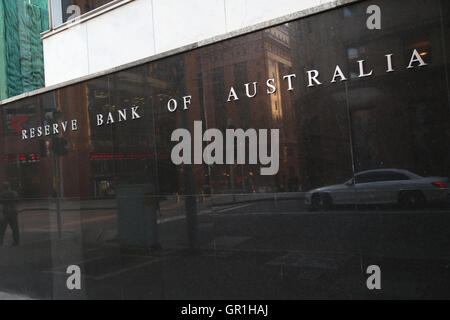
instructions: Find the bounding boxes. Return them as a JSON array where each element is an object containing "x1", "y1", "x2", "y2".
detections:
[{"x1": 305, "y1": 169, "x2": 449, "y2": 210}]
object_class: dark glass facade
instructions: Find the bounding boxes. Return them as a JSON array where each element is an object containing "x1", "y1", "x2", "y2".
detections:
[{"x1": 0, "y1": 0, "x2": 449, "y2": 299}]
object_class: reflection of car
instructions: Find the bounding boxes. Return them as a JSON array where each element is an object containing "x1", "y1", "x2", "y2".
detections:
[{"x1": 305, "y1": 169, "x2": 449, "y2": 210}]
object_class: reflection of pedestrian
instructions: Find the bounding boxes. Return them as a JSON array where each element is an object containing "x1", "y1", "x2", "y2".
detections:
[{"x1": 0, "y1": 182, "x2": 19, "y2": 246}]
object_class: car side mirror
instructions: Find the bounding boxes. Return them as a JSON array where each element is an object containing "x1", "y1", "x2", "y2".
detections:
[{"x1": 346, "y1": 180, "x2": 355, "y2": 187}]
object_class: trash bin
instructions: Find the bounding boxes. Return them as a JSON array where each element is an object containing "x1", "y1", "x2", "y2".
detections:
[{"x1": 116, "y1": 184, "x2": 158, "y2": 248}]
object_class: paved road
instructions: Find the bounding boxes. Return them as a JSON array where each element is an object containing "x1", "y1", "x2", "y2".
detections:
[{"x1": 0, "y1": 197, "x2": 449, "y2": 299}]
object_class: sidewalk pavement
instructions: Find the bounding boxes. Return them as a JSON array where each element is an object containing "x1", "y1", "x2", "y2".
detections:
[
  {"x1": 16, "y1": 193, "x2": 306, "y2": 212},
  {"x1": 0, "y1": 292, "x2": 32, "y2": 300}
]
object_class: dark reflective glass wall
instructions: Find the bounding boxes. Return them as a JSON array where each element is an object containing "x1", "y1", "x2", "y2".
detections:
[{"x1": 0, "y1": 0, "x2": 449, "y2": 299}]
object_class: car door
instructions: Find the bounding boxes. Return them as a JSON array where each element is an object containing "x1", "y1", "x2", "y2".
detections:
[
  {"x1": 378, "y1": 172, "x2": 411, "y2": 203},
  {"x1": 354, "y1": 172, "x2": 379, "y2": 204},
  {"x1": 355, "y1": 171, "x2": 411, "y2": 204},
  {"x1": 364, "y1": 172, "x2": 398, "y2": 203},
  {"x1": 334, "y1": 179, "x2": 358, "y2": 205}
]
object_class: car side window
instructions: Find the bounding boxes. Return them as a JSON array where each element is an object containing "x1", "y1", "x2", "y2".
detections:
[
  {"x1": 354, "y1": 174, "x2": 367, "y2": 184},
  {"x1": 355, "y1": 171, "x2": 411, "y2": 184},
  {"x1": 382, "y1": 172, "x2": 411, "y2": 181},
  {"x1": 355, "y1": 173, "x2": 379, "y2": 184}
]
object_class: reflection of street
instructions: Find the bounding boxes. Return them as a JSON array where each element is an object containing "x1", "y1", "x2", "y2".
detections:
[
  {"x1": 10, "y1": 196, "x2": 223, "y2": 245},
  {"x1": 306, "y1": 169, "x2": 449, "y2": 211},
  {"x1": 0, "y1": 196, "x2": 449, "y2": 299}
]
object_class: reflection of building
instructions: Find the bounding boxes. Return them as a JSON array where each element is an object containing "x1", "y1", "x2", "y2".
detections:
[
  {"x1": 183, "y1": 25, "x2": 300, "y2": 193},
  {"x1": 86, "y1": 64, "x2": 181, "y2": 198},
  {"x1": 289, "y1": 1, "x2": 449, "y2": 190},
  {"x1": 0, "y1": 101, "x2": 44, "y2": 197},
  {"x1": 0, "y1": 0, "x2": 448, "y2": 200},
  {"x1": 0, "y1": 55, "x2": 187, "y2": 199},
  {"x1": 0, "y1": 83, "x2": 92, "y2": 198}
]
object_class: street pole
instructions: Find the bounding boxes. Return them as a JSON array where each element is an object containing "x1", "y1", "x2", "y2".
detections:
[
  {"x1": 56, "y1": 155, "x2": 62, "y2": 239},
  {"x1": 51, "y1": 151, "x2": 62, "y2": 239},
  {"x1": 230, "y1": 164, "x2": 236, "y2": 202}
]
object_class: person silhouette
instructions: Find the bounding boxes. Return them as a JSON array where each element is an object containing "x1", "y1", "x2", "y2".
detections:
[{"x1": 0, "y1": 182, "x2": 20, "y2": 246}]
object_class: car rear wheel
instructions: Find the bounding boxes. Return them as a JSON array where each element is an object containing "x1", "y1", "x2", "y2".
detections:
[
  {"x1": 399, "y1": 191, "x2": 426, "y2": 209},
  {"x1": 311, "y1": 193, "x2": 333, "y2": 211}
]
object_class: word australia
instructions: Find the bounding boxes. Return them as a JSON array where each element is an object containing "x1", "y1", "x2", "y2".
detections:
[
  {"x1": 171, "y1": 121, "x2": 279, "y2": 176},
  {"x1": 225, "y1": 49, "x2": 427, "y2": 102}
]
